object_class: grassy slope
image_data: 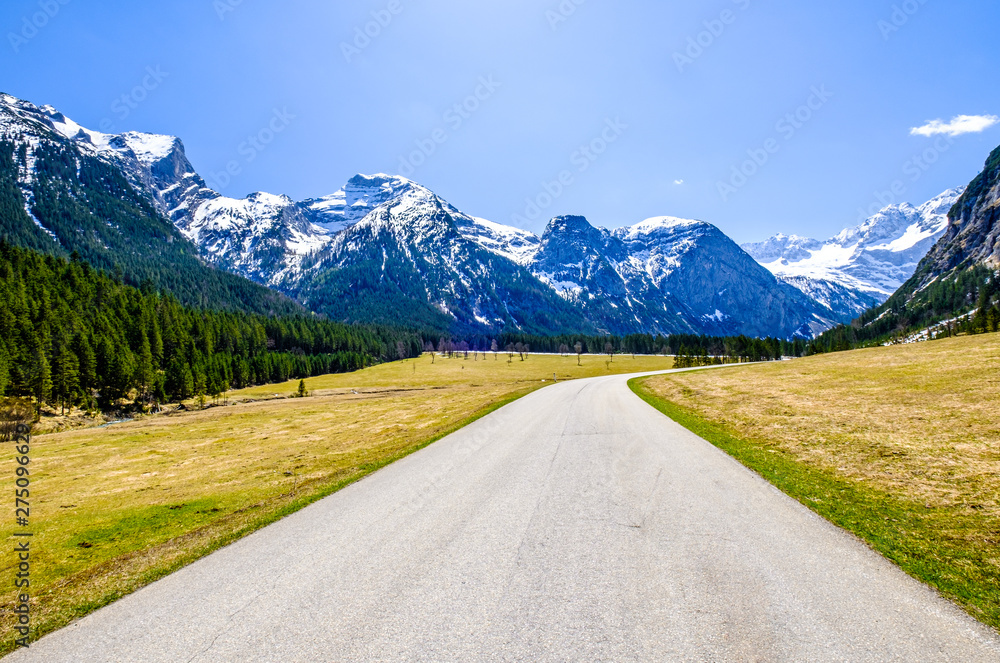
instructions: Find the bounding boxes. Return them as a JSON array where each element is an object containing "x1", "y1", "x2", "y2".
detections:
[
  {"x1": 0, "y1": 353, "x2": 674, "y2": 654},
  {"x1": 630, "y1": 334, "x2": 1000, "y2": 632}
]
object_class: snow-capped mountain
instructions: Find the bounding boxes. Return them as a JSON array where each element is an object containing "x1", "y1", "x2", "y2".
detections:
[
  {"x1": 822, "y1": 143, "x2": 1000, "y2": 346},
  {"x1": 456, "y1": 215, "x2": 541, "y2": 266},
  {"x1": 0, "y1": 92, "x2": 846, "y2": 338},
  {"x1": 302, "y1": 174, "x2": 418, "y2": 234},
  {"x1": 289, "y1": 182, "x2": 594, "y2": 334},
  {"x1": 525, "y1": 215, "x2": 834, "y2": 337},
  {"x1": 0, "y1": 95, "x2": 338, "y2": 286},
  {"x1": 0, "y1": 92, "x2": 303, "y2": 316},
  {"x1": 742, "y1": 188, "x2": 965, "y2": 317}
]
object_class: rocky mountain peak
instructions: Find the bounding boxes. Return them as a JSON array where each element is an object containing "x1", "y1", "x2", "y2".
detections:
[
  {"x1": 917, "y1": 146, "x2": 1000, "y2": 275},
  {"x1": 541, "y1": 215, "x2": 607, "y2": 245}
]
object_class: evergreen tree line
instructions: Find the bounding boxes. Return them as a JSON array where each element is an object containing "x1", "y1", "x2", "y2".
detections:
[
  {"x1": 0, "y1": 242, "x2": 422, "y2": 413},
  {"x1": 807, "y1": 266, "x2": 1000, "y2": 353}
]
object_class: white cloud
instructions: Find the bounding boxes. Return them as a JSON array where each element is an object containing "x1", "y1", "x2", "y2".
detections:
[
  {"x1": 910, "y1": 114, "x2": 999, "y2": 137},
  {"x1": 674, "y1": 179, "x2": 684, "y2": 185}
]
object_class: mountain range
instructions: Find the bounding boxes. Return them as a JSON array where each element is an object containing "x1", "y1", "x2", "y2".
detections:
[
  {"x1": 741, "y1": 188, "x2": 964, "y2": 318},
  {"x1": 0, "y1": 91, "x2": 983, "y2": 340}
]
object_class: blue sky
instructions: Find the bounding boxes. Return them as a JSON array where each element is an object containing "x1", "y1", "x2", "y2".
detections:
[{"x1": 2, "y1": 0, "x2": 999, "y2": 243}]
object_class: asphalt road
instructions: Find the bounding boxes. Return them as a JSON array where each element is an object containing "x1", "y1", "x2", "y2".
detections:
[{"x1": 9, "y1": 370, "x2": 1000, "y2": 662}]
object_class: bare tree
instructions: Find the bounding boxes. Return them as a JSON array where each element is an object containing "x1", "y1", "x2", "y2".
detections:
[
  {"x1": 605, "y1": 342, "x2": 615, "y2": 363},
  {"x1": 491, "y1": 339, "x2": 499, "y2": 360},
  {"x1": 574, "y1": 342, "x2": 583, "y2": 366},
  {"x1": 0, "y1": 398, "x2": 33, "y2": 442},
  {"x1": 396, "y1": 341, "x2": 408, "y2": 362},
  {"x1": 558, "y1": 343, "x2": 570, "y2": 357},
  {"x1": 514, "y1": 342, "x2": 525, "y2": 361}
]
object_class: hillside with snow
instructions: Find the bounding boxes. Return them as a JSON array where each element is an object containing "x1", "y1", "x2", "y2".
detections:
[
  {"x1": 0, "y1": 92, "x2": 304, "y2": 316},
  {"x1": 1, "y1": 91, "x2": 882, "y2": 338}
]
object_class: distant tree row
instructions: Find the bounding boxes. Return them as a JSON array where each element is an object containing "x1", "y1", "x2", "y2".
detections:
[
  {"x1": 0, "y1": 242, "x2": 422, "y2": 414},
  {"x1": 487, "y1": 331, "x2": 803, "y2": 361},
  {"x1": 420, "y1": 331, "x2": 804, "y2": 363}
]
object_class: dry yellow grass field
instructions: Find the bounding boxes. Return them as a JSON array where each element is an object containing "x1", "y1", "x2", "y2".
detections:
[
  {"x1": 0, "y1": 352, "x2": 674, "y2": 653},
  {"x1": 634, "y1": 333, "x2": 1000, "y2": 630}
]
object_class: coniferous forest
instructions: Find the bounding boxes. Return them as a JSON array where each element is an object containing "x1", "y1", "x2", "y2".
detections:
[
  {"x1": 0, "y1": 242, "x2": 422, "y2": 413},
  {"x1": 806, "y1": 265, "x2": 1000, "y2": 353}
]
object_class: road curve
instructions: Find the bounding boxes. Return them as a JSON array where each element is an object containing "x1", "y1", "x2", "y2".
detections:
[{"x1": 8, "y1": 369, "x2": 1000, "y2": 662}]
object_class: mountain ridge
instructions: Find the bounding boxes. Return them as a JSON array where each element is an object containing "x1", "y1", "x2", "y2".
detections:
[
  {"x1": 809, "y1": 143, "x2": 1000, "y2": 350},
  {"x1": 0, "y1": 92, "x2": 890, "y2": 339},
  {"x1": 742, "y1": 188, "x2": 965, "y2": 318},
  {"x1": 0, "y1": 93, "x2": 302, "y2": 317}
]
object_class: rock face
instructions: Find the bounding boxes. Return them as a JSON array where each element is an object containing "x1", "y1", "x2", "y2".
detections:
[
  {"x1": 838, "y1": 144, "x2": 1000, "y2": 343},
  {"x1": 742, "y1": 188, "x2": 965, "y2": 318},
  {"x1": 1, "y1": 92, "x2": 859, "y2": 338},
  {"x1": 915, "y1": 146, "x2": 1000, "y2": 280}
]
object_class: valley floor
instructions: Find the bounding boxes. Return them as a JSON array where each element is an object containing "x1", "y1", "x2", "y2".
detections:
[{"x1": 633, "y1": 333, "x2": 1000, "y2": 632}]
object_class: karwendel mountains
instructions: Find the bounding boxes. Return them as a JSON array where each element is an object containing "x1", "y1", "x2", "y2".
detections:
[{"x1": 0, "y1": 92, "x2": 985, "y2": 339}]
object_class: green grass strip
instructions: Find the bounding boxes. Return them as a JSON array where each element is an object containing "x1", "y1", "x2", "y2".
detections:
[{"x1": 629, "y1": 377, "x2": 1000, "y2": 632}]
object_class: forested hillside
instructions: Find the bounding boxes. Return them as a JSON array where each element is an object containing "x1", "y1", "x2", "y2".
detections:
[
  {"x1": 808, "y1": 265, "x2": 999, "y2": 352},
  {"x1": 0, "y1": 138, "x2": 301, "y2": 317},
  {"x1": 0, "y1": 242, "x2": 422, "y2": 412}
]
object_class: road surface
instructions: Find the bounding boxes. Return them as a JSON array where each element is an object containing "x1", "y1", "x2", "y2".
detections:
[{"x1": 9, "y1": 370, "x2": 1000, "y2": 661}]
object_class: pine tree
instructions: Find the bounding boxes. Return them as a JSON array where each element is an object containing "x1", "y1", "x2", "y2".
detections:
[
  {"x1": 51, "y1": 339, "x2": 80, "y2": 415},
  {"x1": 181, "y1": 366, "x2": 194, "y2": 400},
  {"x1": 29, "y1": 340, "x2": 52, "y2": 409},
  {"x1": 73, "y1": 333, "x2": 97, "y2": 395},
  {"x1": 194, "y1": 371, "x2": 207, "y2": 407},
  {"x1": 135, "y1": 332, "x2": 154, "y2": 407},
  {"x1": 0, "y1": 344, "x2": 9, "y2": 396},
  {"x1": 103, "y1": 343, "x2": 135, "y2": 408}
]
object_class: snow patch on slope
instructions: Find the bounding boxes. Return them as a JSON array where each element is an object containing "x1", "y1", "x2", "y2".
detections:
[
  {"x1": 743, "y1": 188, "x2": 965, "y2": 299},
  {"x1": 462, "y1": 217, "x2": 541, "y2": 265},
  {"x1": 117, "y1": 132, "x2": 177, "y2": 164}
]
